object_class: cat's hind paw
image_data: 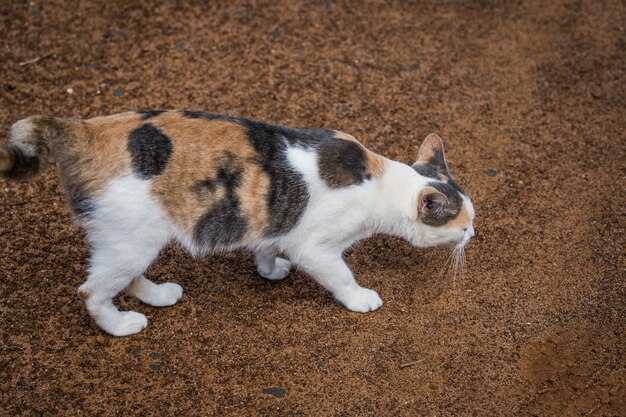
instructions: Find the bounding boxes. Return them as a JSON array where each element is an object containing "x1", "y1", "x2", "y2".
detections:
[
  {"x1": 337, "y1": 287, "x2": 383, "y2": 313},
  {"x1": 150, "y1": 282, "x2": 183, "y2": 307},
  {"x1": 258, "y1": 257, "x2": 291, "y2": 281},
  {"x1": 126, "y1": 276, "x2": 183, "y2": 307}
]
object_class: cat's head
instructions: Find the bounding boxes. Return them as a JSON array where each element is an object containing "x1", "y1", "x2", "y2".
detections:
[{"x1": 411, "y1": 134, "x2": 475, "y2": 248}]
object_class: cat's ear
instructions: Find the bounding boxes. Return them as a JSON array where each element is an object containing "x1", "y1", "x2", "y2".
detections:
[
  {"x1": 413, "y1": 133, "x2": 450, "y2": 176},
  {"x1": 419, "y1": 187, "x2": 449, "y2": 218}
]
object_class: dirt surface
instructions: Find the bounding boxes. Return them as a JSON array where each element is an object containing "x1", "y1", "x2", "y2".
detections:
[{"x1": 1, "y1": 1, "x2": 624, "y2": 416}]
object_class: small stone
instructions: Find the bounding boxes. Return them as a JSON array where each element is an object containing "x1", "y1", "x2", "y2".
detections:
[
  {"x1": 220, "y1": 10, "x2": 229, "y2": 18},
  {"x1": 177, "y1": 41, "x2": 186, "y2": 50},
  {"x1": 342, "y1": 106, "x2": 350, "y2": 114},
  {"x1": 483, "y1": 169, "x2": 498, "y2": 177},
  {"x1": 115, "y1": 30, "x2": 128, "y2": 37},
  {"x1": 214, "y1": 287, "x2": 223, "y2": 294},
  {"x1": 131, "y1": 348, "x2": 141, "y2": 357},
  {"x1": 66, "y1": 87, "x2": 73, "y2": 94},
  {"x1": 149, "y1": 364, "x2": 161, "y2": 371},
  {"x1": 95, "y1": 335, "x2": 105, "y2": 344},
  {"x1": 271, "y1": 29, "x2": 282, "y2": 38},
  {"x1": 442, "y1": 139, "x2": 450, "y2": 148},
  {"x1": 408, "y1": 63, "x2": 418, "y2": 71},
  {"x1": 32, "y1": 10, "x2": 41, "y2": 17},
  {"x1": 113, "y1": 89, "x2": 124, "y2": 97},
  {"x1": 263, "y1": 387, "x2": 286, "y2": 398},
  {"x1": 149, "y1": 352, "x2": 162, "y2": 359},
  {"x1": 325, "y1": 1, "x2": 333, "y2": 11}
]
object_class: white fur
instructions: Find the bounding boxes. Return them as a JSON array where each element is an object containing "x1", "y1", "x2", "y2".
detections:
[
  {"x1": 10, "y1": 118, "x2": 39, "y2": 157},
  {"x1": 78, "y1": 176, "x2": 177, "y2": 336},
  {"x1": 76, "y1": 146, "x2": 474, "y2": 336}
]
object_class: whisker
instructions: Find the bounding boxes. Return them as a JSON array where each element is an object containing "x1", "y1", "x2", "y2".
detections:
[
  {"x1": 439, "y1": 249, "x2": 456, "y2": 279},
  {"x1": 458, "y1": 246, "x2": 464, "y2": 280},
  {"x1": 452, "y1": 247, "x2": 460, "y2": 283}
]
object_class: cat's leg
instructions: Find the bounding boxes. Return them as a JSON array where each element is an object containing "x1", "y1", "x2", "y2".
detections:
[
  {"x1": 77, "y1": 241, "x2": 165, "y2": 337},
  {"x1": 293, "y1": 251, "x2": 382, "y2": 312},
  {"x1": 255, "y1": 251, "x2": 291, "y2": 281},
  {"x1": 125, "y1": 275, "x2": 183, "y2": 307},
  {"x1": 76, "y1": 176, "x2": 174, "y2": 336}
]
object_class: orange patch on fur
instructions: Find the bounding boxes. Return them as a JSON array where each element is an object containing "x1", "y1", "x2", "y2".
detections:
[
  {"x1": 333, "y1": 130, "x2": 386, "y2": 178},
  {"x1": 237, "y1": 163, "x2": 271, "y2": 239},
  {"x1": 149, "y1": 113, "x2": 270, "y2": 239},
  {"x1": 415, "y1": 133, "x2": 444, "y2": 165},
  {"x1": 445, "y1": 203, "x2": 471, "y2": 230},
  {"x1": 72, "y1": 112, "x2": 141, "y2": 194},
  {"x1": 0, "y1": 147, "x2": 12, "y2": 172}
]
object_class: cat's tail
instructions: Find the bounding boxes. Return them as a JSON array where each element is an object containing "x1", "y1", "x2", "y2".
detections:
[{"x1": 0, "y1": 116, "x2": 82, "y2": 180}]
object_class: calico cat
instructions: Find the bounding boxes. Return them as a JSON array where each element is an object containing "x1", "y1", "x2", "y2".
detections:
[{"x1": 0, "y1": 110, "x2": 475, "y2": 336}]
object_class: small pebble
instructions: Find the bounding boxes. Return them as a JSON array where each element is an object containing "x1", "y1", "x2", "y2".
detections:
[
  {"x1": 271, "y1": 29, "x2": 282, "y2": 38},
  {"x1": 214, "y1": 287, "x2": 223, "y2": 294},
  {"x1": 342, "y1": 106, "x2": 350, "y2": 114},
  {"x1": 149, "y1": 364, "x2": 161, "y2": 371},
  {"x1": 220, "y1": 10, "x2": 229, "y2": 18},
  {"x1": 149, "y1": 352, "x2": 162, "y2": 359},
  {"x1": 263, "y1": 387, "x2": 286, "y2": 398},
  {"x1": 113, "y1": 89, "x2": 124, "y2": 97},
  {"x1": 483, "y1": 169, "x2": 498, "y2": 177},
  {"x1": 115, "y1": 30, "x2": 128, "y2": 37},
  {"x1": 177, "y1": 41, "x2": 186, "y2": 50},
  {"x1": 325, "y1": 1, "x2": 334, "y2": 11},
  {"x1": 408, "y1": 63, "x2": 419, "y2": 71},
  {"x1": 131, "y1": 348, "x2": 141, "y2": 357},
  {"x1": 66, "y1": 87, "x2": 73, "y2": 94},
  {"x1": 32, "y1": 10, "x2": 41, "y2": 17}
]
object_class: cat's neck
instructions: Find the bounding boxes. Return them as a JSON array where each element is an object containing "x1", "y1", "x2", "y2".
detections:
[{"x1": 367, "y1": 160, "x2": 423, "y2": 239}]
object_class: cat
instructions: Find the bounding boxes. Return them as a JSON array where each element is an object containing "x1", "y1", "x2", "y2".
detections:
[{"x1": 0, "y1": 110, "x2": 475, "y2": 336}]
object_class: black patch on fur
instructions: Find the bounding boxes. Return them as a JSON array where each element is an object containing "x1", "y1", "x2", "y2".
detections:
[
  {"x1": 181, "y1": 110, "x2": 239, "y2": 122},
  {"x1": 412, "y1": 148, "x2": 464, "y2": 194},
  {"x1": 194, "y1": 153, "x2": 247, "y2": 248},
  {"x1": 182, "y1": 110, "x2": 369, "y2": 235},
  {"x1": 0, "y1": 144, "x2": 41, "y2": 180},
  {"x1": 421, "y1": 181, "x2": 464, "y2": 227},
  {"x1": 192, "y1": 178, "x2": 219, "y2": 194},
  {"x1": 240, "y1": 120, "x2": 334, "y2": 236},
  {"x1": 66, "y1": 184, "x2": 95, "y2": 218},
  {"x1": 412, "y1": 163, "x2": 440, "y2": 181},
  {"x1": 136, "y1": 110, "x2": 165, "y2": 119},
  {"x1": 128, "y1": 124, "x2": 173, "y2": 179},
  {"x1": 318, "y1": 139, "x2": 369, "y2": 188}
]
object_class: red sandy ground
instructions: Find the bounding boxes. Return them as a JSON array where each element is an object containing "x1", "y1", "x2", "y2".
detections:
[{"x1": 0, "y1": 1, "x2": 624, "y2": 416}]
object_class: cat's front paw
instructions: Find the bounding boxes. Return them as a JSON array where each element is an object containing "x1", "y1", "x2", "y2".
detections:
[{"x1": 337, "y1": 287, "x2": 383, "y2": 313}]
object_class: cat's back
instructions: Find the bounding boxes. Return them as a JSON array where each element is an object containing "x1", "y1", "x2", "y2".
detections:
[{"x1": 80, "y1": 110, "x2": 385, "y2": 250}]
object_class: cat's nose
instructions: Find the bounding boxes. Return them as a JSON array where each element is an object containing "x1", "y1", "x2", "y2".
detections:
[{"x1": 467, "y1": 225, "x2": 475, "y2": 237}]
